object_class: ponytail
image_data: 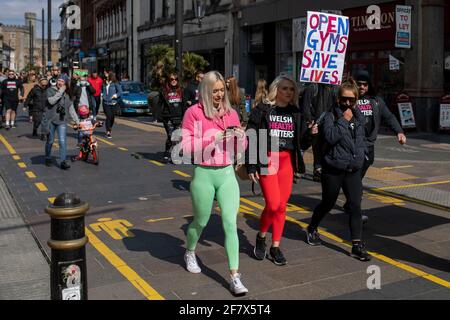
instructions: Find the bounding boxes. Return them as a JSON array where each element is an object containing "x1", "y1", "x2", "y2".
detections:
[{"x1": 338, "y1": 77, "x2": 359, "y2": 101}]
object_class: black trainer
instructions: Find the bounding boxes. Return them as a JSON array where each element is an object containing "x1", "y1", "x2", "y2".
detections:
[
  {"x1": 313, "y1": 168, "x2": 322, "y2": 182},
  {"x1": 269, "y1": 247, "x2": 287, "y2": 266},
  {"x1": 351, "y1": 242, "x2": 371, "y2": 262},
  {"x1": 362, "y1": 215, "x2": 369, "y2": 224},
  {"x1": 60, "y1": 161, "x2": 71, "y2": 170},
  {"x1": 253, "y1": 234, "x2": 267, "y2": 261},
  {"x1": 305, "y1": 226, "x2": 322, "y2": 246},
  {"x1": 45, "y1": 158, "x2": 52, "y2": 167}
]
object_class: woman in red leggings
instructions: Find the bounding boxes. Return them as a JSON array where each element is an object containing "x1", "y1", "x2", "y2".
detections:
[{"x1": 245, "y1": 75, "x2": 318, "y2": 266}]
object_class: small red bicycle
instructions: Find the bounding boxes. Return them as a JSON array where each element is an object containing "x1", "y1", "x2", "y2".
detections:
[{"x1": 71, "y1": 121, "x2": 103, "y2": 165}]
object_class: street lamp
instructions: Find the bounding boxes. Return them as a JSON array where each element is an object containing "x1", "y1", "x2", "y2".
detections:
[
  {"x1": 175, "y1": 0, "x2": 207, "y2": 79},
  {"x1": 193, "y1": 0, "x2": 207, "y2": 28}
]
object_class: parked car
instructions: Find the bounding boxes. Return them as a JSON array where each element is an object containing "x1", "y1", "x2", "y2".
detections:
[{"x1": 116, "y1": 81, "x2": 151, "y2": 116}]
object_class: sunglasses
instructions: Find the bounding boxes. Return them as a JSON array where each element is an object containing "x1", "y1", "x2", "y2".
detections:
[
  {"x1": 339, "y1": 96, "x2": 356, "y2": 104},
  {"x1": 357, "y1": 82, "x2": 369, "y2": 87},
  {"x1": 170, "y1": 77, "x2": 178, "y2": 81}
]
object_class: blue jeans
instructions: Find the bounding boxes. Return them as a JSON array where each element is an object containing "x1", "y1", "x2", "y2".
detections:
[{"x1": 45, "y1": 122, "x2": 67, "y2": 162}]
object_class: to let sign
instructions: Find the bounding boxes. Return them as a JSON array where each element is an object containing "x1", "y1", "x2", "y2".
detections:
[
  {"x1": 300, "y1": 11, "x2": 349, "y2": 85},
  {"x1": 395, "y1": 5, "x2": 412, "y2": 49}
]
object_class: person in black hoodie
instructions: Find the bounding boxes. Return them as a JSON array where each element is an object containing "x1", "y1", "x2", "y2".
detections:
[
  {"x1": 25, "y1": 77, "x2": 49, "y2": 139},
  {"x1": 183, "y1": 71, "x2": 204, "y2": 112},
  {"x1": 246, "y1": 75, "x2": 318, "y2": 266},
  {"x1": 72, "y1": 71, "x2": 97, "y2": 119},
  {"x1": 156, "y1": 73, "x2": 184, "y2": 162},
  {"x1": 305, "y1": 78, "x2": 371, "y2": 262},
  {"x1": 347, "y1": 70, "x2": 406, "y2": 224}
]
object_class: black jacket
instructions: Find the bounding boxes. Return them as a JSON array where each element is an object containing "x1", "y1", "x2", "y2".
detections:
[
  {"x1": 25, "y1": 85, "x2": 48, "y2": 114},
  {"x1": 155, "y1": 87, "x2": 184, "y2": 123},
  {"x1": 358, "y1": 95, "x2": 404, "y2": 146},
  {"x1": 245, "y1": 103, "x2": 312, "y2": 175},
  {"x1": 183, "y1": 80, "x2": 199, "y2": 111},
  {"x1": 72, "y1": 83, "x2": 96, "y2": 113},
  {"x1": 322, "y1": 106, "x2": 368, "y2": 172}
]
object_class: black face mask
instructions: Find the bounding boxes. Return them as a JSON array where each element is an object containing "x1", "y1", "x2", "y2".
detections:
[{"x1": 339, "y1": 104, "x2": 350, "y2": 112}]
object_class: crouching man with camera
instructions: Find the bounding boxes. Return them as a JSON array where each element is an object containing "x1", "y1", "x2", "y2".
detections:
[{"x1": 45, "y1": 76, "x2": 80, "y2": 170}]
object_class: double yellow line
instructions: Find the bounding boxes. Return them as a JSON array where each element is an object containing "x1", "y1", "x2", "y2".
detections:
[{"x1": 0, "y1": 133, "x2": 164, "y2": 300}]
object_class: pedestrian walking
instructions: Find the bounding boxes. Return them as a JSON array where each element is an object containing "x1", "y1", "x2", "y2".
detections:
[
  {"x1": 0, "y1": 69, "x2": 24, "y2": 130},
  {"x1": 226, "y1": 76, "x2": 248, "y2": 124},
  {"x1": 181, "y1": 71, "x2": 249, "y2": 296},
  {"x1": 246, "y1": 75, "x2": 317, "y2": 266},
  {"x1": 73, "y1": 70, "x2": 97, "y2": 118},
  {"x1": 305, "y1": 78, "x2": 371, "y2": 262},
  {"x1": 156, "y1": 73, "x2": 184, "y2": 162},
  {"x1": 252, "y1": 79, "x2": 268, "y2": 110},
  {"x1": 24, "y1": 76, "x2": 49, "y2": 139},
  {"x1": 301, "y1": 83, "x2": 337, "y2": 181},
  {"x1": 183, "y1": 70, "x2": 204, "y2": 111},
  {"x1": 101, "y1": 72, "x2": 122, "y2": 138},
  {"x1": 343, "y1": 70, "x2": 407, "y2": 224},
  {"x1": 45, "y1": 76, "x2": 80, "y2": 170},
  {"x1": 88, "y1": 71, "x2": 103, "y2": 116}
]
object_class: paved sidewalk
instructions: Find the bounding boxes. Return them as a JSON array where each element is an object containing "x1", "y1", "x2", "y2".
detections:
[{"x1": 0, "y1": 174, "x2": 49, "y2": 300}]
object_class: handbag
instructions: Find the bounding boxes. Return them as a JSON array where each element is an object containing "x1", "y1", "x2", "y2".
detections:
[{"x1": 235, "y1": 164, "x2": 249, "y2": 181}]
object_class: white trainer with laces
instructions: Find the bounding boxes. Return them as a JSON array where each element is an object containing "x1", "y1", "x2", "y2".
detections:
[
  {"x1": 229, "y1": 273, "x2": 249, "y2": 296},
  {"x1": 184, "y1": 250, "x2": 201, "y2": 274}
]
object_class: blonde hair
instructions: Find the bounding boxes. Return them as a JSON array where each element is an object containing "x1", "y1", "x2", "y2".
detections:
[
  {"x1": 339, "y1": 77, "x2": 359, "y2": 102},
  {"x1": 264, "y1": 75, "x2": 299, "y2": 107},
  {"x1": 199, "y1": 71, "x2": 232, "y2": 119},
  {"x1": 253, "y1": 79, "x2": 268, "y2": 109}
]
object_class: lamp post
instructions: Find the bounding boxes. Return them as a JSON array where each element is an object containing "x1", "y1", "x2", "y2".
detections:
[{"x1": 175, "y1": 0, "x2": 206, "y2": 80}]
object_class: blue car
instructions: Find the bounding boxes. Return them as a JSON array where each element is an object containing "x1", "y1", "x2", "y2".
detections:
[{"x1": 116, "y1": 81, "x2": 151, "y2": 115}]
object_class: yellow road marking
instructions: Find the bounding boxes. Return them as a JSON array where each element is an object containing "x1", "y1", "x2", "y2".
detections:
[
  {"x1": 35, "y1": 183, "x2": 48, "y2": 192},
  {"x1": 113, "y1": 117, "x2": 166, "y2": 134},
  {"x1": 85, "y1": 228, "x2": 164, "y2": 300},
  {"x1": 48, "y1": 197, "x2": 56, "y2": 204},
  {"x1": 90, "y1": 218, "x2": 134, "y2": 240},
  {"x1": 96, "y1": 136, "x2": 115, "y2": 146},
  {"x1": 25, "y1": 171, "x2": 36, "y2": 179},
  {"x1": 381, "y1": 165, "x2": 414, "y2": 170},
  {"x1": 118, "y1": 147, "x2": 128, "y2": 151},
  {"x1": 173, "y1": 170, "x2": 191, "y2": 178},
  {"x1": 365, "y1": 192, "x2": 405, "y2": 206},
  {"x1": 240, "y1": 197, "x2": 450, "y2": 290},
  {"x1": 13, "y1": 155, "x2": 21, "y2": 160},
  {"x1": 0, "y1": 134, "x2": 17, "y2": 154},
  {"x1": 146, "y1": 217, "x2": 175, "y2": 223},
  {"x1": 375, "y1": 180, "x2": 450, "y2": 191},
  {"x1": 149, "y1": 160, "x2": 165, "y2": 167},
  {"x1": 18, "y1": 162, "x2": 27, "y2": 168}
]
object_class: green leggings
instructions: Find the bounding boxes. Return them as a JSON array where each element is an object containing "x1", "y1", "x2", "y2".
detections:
[{"x1": 187, "y1": 165, "x2": 240, "y2": 270}]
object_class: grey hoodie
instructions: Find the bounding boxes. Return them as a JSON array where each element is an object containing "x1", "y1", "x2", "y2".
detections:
[{"x1": 46, "y1": 86, "x2": 79, "y2": 126}]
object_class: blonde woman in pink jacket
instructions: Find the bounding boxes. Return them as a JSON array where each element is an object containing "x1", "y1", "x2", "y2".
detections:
[{"x1": 180, "y1": 71, "x2": 248, "y2": 296}]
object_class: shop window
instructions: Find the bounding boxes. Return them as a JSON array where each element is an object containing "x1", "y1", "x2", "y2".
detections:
[
  {"x1": 351, "y1": 51, "x2": 375, "y2": 59},
  {"x1": 276, "y1": 21, "x2": 293, "y2": 77},
  {"x1": 249, "y1": 25, "x2": 263, "y2": 53},
  {"x1": 162, "y1": 0, "x2": 170, "y2": 19}
]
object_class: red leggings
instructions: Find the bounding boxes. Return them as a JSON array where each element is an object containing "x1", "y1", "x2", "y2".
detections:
[{"x1": 259, "y1": 151, "x2": 294, "y2": 242}]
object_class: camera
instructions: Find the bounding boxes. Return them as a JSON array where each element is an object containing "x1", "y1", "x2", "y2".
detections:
[{"x1": 57, "y1": 105, "x2": 66, "y2": 121}]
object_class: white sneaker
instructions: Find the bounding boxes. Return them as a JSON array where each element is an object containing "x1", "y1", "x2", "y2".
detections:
[
  {"x1": 184, "y1": 250, "x2": 201, "y2": 274},
  {"x1": 229, "y1": 273, "x2": 249, "y2": 296}
]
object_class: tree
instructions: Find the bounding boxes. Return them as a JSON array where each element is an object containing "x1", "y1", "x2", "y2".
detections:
[{"x1": 147, "y1": 45, "x2": 209, "y2": 90}]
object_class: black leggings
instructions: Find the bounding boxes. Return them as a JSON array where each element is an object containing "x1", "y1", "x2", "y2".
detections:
[
  {"x1": 32, "y1": 112, "x2": 43, "y2": 134},
  {"x1": 94, "y1": 96, "x2": 101, "y2": 116},
  {"x1": 103, "y1": 104, "x2": 116, "y2": 132},
  {"x1": 310, "y1": 165, "x2": 363, "y2": 240},
  {"x1": 162, "y1": 118, "x2": 181, "y2": 153}
]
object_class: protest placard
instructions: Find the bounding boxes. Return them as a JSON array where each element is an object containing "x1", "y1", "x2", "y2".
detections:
[{"x1": 300, "y1": 11, "x2": 349, "y2": 85}]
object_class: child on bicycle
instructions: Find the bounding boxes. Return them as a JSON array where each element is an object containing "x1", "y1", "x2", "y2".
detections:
[{"x1": 76, "y1": 105, "x2": 96, "y2": 145}]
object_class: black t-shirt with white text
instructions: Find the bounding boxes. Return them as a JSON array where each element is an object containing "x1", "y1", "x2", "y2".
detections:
[
  {"x1": 268, "y1": 105, "x2": 296, "y2": 150},
  {"x1": 356, "y1": 96, "x2": 375, "y2": 138}
]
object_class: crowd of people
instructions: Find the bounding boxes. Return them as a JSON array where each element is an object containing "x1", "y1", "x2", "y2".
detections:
[
  {"x1": 0, "y1": 63, "x2": 407, "y2": 297},
  {"x1": 0, "y1": 66, "x2": 123, "y2": 169},
  {"x1": 173, "y1": 68, "x2": 406, "y2": 296}
]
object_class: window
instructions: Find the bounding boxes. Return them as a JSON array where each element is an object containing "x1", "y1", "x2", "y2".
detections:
[
  {"x1": 276, "y1": 21, "x2": 293, "y2": 77},
  {"x1": 123, "y1": 6, "x2": 127, "y2": 31},
  {"x1": 162, "y1": 0, "x2": 169, "y2": 19},
  {"x1": 150, "y1": 0, "x2": 155, "y2": 22}
]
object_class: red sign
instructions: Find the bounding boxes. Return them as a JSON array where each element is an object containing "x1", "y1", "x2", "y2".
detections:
[{"x1": 343, "y1": 1, "x2": 401, "y2": 48}]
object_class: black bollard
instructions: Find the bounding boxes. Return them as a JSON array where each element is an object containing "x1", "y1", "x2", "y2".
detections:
[{"x1": 45, "y1": 193, "x2": 89, "y2": 300}]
